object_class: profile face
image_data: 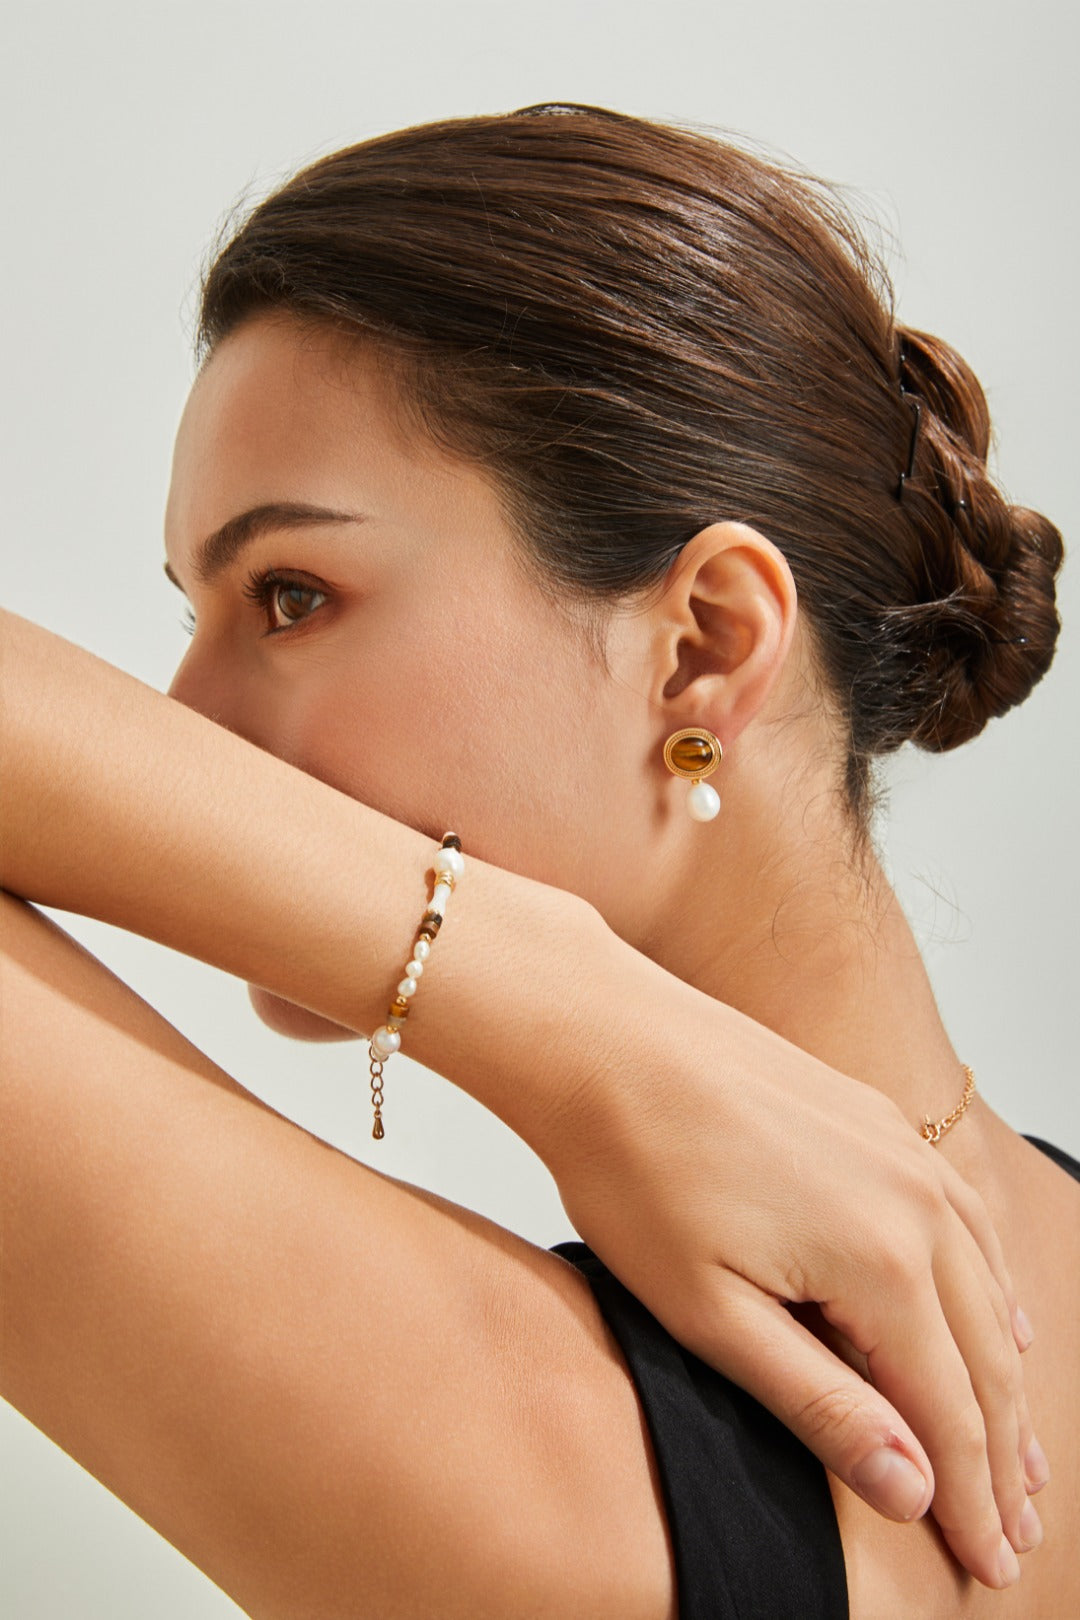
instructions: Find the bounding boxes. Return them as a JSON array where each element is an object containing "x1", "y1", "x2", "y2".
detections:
[{"x1": 163, "y1": 312, "x2": 658, "y2": 1029}]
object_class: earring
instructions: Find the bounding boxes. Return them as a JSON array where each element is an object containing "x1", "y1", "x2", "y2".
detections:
[{"x1": 663, "y1": 727, "x2": 723, "y2": 821}]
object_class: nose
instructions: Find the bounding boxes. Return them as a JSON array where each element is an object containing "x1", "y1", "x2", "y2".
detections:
[
  {"x1": 166, "y1": 638, "x2": 242, "y2": 735},
  {"x1": 166, "y1": 637, "x2": 283, "y2": 760},
  {"x1": 166, "y1": 640, "x2": 211, "y2": 713}
]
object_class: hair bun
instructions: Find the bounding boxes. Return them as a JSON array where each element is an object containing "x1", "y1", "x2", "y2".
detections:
[{"x1": 888, "y1": 326, "x2": 1064, "y2": 751}]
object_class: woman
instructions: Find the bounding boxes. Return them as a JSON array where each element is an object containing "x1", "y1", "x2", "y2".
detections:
[{"x1": 2, "y1": 102, "x2": 1075, "y2": 1616}]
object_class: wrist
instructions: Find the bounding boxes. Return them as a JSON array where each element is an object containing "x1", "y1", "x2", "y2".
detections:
[{"x1": 398, "y1": 861, "x2": 615, "y2": 1162}]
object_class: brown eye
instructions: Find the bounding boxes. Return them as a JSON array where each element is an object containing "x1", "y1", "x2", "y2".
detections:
[
  {"x1": 241, "y1": 568, "x2": 328, "y2": 633},
  {"x1": 275, "y1": 584, "x2": 320, "y2": 623}
]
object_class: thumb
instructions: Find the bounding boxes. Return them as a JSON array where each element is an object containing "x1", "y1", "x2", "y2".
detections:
[{"x1": 687, "y1": 1274, "x2": 934, "y2": 1523}]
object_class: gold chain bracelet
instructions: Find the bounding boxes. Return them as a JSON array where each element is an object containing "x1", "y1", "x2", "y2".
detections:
[{"x1": 919, "y1": 1063, "x2": 976, "y2": 1144}]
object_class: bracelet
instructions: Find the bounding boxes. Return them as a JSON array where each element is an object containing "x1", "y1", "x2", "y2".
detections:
[{"x1": 368, "y1": 831, "x2": 465, "y2": 1139}]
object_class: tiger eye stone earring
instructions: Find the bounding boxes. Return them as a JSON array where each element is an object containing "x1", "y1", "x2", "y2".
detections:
[{"x1": 663, "y1": 727, "x2": 723, "y2": 821}]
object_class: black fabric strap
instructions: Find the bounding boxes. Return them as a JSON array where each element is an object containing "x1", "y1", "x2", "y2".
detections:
[{"x1": 551, "y1": 1240, "x2": 849, "y2": 1619}]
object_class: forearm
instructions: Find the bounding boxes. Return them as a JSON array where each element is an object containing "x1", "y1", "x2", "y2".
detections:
[{"x1": 0, "y1": 607, "x2": 610, "y2": 1155}]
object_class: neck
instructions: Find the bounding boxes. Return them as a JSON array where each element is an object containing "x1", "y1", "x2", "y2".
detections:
[{"x1": 634, "y1": 772, "x2": 985, "y2": 1156}]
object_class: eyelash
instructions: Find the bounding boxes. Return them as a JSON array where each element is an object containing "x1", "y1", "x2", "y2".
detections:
[{"x1": 179, "y1": 568, "x2": 328, "y2": 638}]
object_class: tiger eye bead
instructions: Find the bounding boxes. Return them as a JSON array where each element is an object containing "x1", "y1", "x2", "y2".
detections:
[
  {"x1": 421, "y1": 910, "x2": 443, "y2": 934},
  {"x1": 669, "y1": 734, "x2": 718, "y2": 775},
  {"x1": 390, "y1": 997, "x2": 411, "y2": 1019}
]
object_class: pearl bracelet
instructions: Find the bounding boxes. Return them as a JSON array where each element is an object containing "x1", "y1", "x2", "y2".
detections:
[{"x1": 368, "y1": 831, "x2": 465, "y2": 1140}]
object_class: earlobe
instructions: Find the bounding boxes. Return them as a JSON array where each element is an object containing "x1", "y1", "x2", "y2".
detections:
[{"x1": 652, "y1": 521, "x2": 797, "y2": 745}]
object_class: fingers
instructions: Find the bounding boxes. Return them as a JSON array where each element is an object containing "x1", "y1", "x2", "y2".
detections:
[
  {"x1": 938, "y1": 1157, "x2": 1035, "y2": 1356},
  {"x1": 937, "y1": 1158, "x2": 1049, "y2": 1495},
  {"x1": 702, "y1": 1233, "x2": 1036, "y2": 1592},
  {"x1": 678, "y1": 1272, "x2": 935, "y2": 1521},
  {"x1": 928, "y1": 1220, "x2": 1043, "y2": 1555},
  {"x1": 861, "y1": 1250, "x2": 1026, "y2": 1589}
]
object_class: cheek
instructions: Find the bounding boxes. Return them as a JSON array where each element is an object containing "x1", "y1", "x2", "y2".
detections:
[{"x1": 283, "y1": 592, "x2": 627, "y2": 898}]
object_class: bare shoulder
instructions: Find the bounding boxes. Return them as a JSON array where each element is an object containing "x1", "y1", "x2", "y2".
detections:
[{"x1": 0, "y1": 891, "x2": 675, "y2": 1620}]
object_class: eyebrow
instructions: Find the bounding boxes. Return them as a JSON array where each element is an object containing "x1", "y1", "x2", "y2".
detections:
[{"x1": 163, "y1": 502, "x2": 367, "y2": 592}]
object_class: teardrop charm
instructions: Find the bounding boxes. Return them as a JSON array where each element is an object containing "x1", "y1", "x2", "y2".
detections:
[{"x1": 687, "y1": 780, "x2": 721, "y2": 821}]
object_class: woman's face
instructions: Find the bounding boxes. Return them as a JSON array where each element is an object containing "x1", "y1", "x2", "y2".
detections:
[{"x1": 164, "y1": 312, "x2": 665, "y2": 1026}]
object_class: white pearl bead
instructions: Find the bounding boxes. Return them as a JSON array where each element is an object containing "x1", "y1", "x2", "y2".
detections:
[
  {"x1": 433, "y1": 847, "x2": 465, "y2": 879},
  {"x1": 432, "y1": 883, "x2": 453, "y2": 912},
  {"x1": 687, "y1": 781, "x2": 721, "y2": 821},
  {"x1": 371, "y1": 1025, "x2": 401, "y2": 1057},
  {"x1": 413, "y1": 938, "x2": 431, "y2": 961},
  {"x1": 397, "y1": 976, "x2": 418, "y2": 997},
  {"x1": 405, "y1": 959, "x2": 424, "y2": 978}
]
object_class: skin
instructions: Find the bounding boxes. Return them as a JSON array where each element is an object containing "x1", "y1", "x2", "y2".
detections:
[
  {"x1": 160, "y1": 312, "x2": 986, "y2": 1130},
  {"x1": 150, "y1": 307, "x2": 1079, "y2": 1615}
]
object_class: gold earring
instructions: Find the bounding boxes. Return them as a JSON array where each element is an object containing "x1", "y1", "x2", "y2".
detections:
[{"x1": 663, "y1": 727, "x2": 723, "y2": 821}]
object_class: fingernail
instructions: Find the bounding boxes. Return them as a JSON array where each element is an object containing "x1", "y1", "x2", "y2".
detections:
[
  {"x1": 999, "y1": 1533, "x2": 1021, "y2": 1586},
  {"x1": 852, "y1": 1447, "x2": 929, "y2": 1520},
  {"x1": 1024, "y1": 1435, "x2": 1050, "y2": 1491},
  {"x1": 1018, "y1": 1499, "x2": 1043, "y2": 1551},
  {"x1": 1015, "y1": 1305, "x2": 1035, "y2": 1348}
]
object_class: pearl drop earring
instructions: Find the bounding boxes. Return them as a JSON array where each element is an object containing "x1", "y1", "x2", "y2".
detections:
[{"x1": 663, "y1": 727, "x2": 723, "y2": 821}]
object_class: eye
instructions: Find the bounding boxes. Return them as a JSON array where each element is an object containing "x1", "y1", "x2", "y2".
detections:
[
  {"x1": 242, "y1": 568, "x2": 329, "y2": 634},
  {"x1": 174, "y1": 568, "x2": 329, "y2": 638}
]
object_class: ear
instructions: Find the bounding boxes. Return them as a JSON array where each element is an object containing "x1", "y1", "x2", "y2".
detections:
[{"x1": 643, "y1": 520, "x2": 798, "y2": 746}]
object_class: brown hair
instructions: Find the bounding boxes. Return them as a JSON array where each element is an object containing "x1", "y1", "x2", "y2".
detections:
[{"x1": 196, "y1": 101, "x2": 1064, "y2": 822}]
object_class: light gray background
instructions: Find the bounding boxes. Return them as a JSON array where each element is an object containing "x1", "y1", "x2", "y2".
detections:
[{"x1": 2, "y1": 1, "x2": 1076, "y2": 1614}]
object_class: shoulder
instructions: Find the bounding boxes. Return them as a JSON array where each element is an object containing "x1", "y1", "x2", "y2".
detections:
[{"x1": 0, "y1": 889, "x2": 672, "y2": 1620}]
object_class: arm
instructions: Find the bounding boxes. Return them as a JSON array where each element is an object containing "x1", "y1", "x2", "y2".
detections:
[
  {"x1": 0, "y1": 888, "x2": 675, "y2": 1620},
  {"x1": 0, "y1": 606, "x2": 1040, "y2": 1588}
]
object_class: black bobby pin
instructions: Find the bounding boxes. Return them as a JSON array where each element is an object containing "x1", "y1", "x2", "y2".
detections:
[
  {"x1": 896, "y1": 337, "x2": 923, "y2": 502},
  {"x1": 897, "y1": 395, "x2": 922, "y2": 499}
]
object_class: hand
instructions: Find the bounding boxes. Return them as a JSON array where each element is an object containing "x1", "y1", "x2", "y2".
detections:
[{"x1": 546, "y1": 931, "x2": 1043, "y2": 1592}]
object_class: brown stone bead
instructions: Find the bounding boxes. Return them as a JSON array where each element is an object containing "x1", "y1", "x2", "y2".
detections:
[
  {"x1": 421, "y1": 910, "x2": 443, "y2": 933},
  {"x1": 389, "y1": 998, "x2": 411, "y2": 1019},
  {"x1": 668, "y1": 734, "x2": 717, "y2": 774},
  {"x1": 441, "y1": 833, "x2": 462, "y2": 851}
]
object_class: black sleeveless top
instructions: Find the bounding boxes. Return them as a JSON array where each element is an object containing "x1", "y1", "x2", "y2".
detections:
[{"x1": 551, "y1": 1133, "x2": 1080, "y2": 1619}]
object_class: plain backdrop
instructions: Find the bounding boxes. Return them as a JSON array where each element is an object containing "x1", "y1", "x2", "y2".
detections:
[{"x1": 2, "y1": 1, "x2": 1077, "y2": 1614}]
